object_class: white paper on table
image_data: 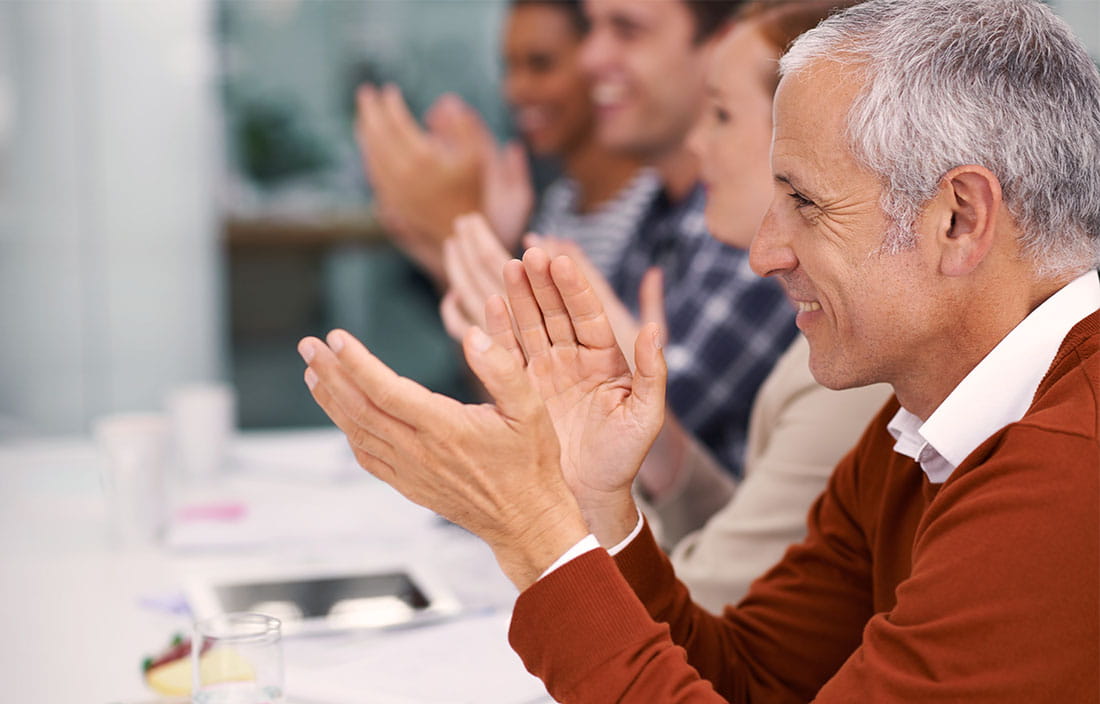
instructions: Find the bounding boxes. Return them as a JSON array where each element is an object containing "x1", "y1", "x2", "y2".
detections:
[
  {"x1": 285, "y1": 611, "x2": 554, "y2": 704},
  {"x1": 165, "y1": 476, "x2": 438, "y2": 552}
]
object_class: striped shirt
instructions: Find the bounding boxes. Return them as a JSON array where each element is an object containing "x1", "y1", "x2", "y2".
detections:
[
  {"x1": 532, "y1": 168, "x2": 661, "y2": 279},
  {"x1": 612, "y1": 184, "x2": 798, "y2": 478}
]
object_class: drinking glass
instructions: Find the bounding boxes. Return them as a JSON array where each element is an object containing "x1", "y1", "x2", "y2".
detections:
[{"x1": 192, "y1": 612, "x2": 284, "y2": 704}]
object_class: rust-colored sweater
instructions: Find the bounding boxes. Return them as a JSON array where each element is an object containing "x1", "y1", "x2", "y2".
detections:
[{"x1": 511, "y1": 311, "x2": 1099, "y2": 703}]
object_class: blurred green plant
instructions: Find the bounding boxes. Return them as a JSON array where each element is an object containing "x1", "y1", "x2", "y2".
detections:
[{"x1": 235, "y1": 98, "x2": 332, "y2": 188}]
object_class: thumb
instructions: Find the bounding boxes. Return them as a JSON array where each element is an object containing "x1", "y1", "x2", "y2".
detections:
[
  {"x1": 463, "y1": 326, "x2": 542, "y2": 421},
  {"x1": 630, "y1": 321, "x2": 667, "y2": 427},
  {"x1": 448, "y1": 97, "x2": 493, "y2": 153},
  {"x1": 424, "y1": 93, "x2": 455, "y2": 134},
  {"x1": 638, "y1": 267, "x2": 667, "y2": 345}
]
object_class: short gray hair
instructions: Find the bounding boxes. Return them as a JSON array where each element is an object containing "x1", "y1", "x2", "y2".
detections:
[{"x1": 780, "y1": 0, "x2": 1100, "y2": 279}]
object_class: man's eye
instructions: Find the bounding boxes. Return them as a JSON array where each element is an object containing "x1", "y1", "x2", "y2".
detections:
[
  {"x1": 610, "y1": 17, "x2": 642, "y2": 41},
  {"x1": 714, "y1": 106, "x2": 731, "y2": 124},
  {"x1": 528, "y1": 54, "x2": 556, "y2": 73},
  {"x1": 787, "y1": 191, "x2": 814, "y2": 208}
]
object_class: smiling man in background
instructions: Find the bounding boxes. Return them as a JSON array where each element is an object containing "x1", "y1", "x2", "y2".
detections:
[{"x1": 574, "y1": 0, "x2": 797, "y2": 509}]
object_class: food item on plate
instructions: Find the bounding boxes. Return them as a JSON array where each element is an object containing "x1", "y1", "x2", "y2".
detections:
[{"x1": 143, "y1": 633, "x2": 254, "y2": 696}]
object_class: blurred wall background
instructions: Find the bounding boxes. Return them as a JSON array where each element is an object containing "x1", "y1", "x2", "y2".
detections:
[
  {"x1": 0, "y1": 0, "x2": 224, "y2": 437},
  {"x1": 0, "y1": 0, "x2": 1095, "y2": 438}
]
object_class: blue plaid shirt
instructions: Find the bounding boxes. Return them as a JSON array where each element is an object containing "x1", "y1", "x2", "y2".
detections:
[{"x1": 611, "y1": 185, "x2": 797, "y2": 479}]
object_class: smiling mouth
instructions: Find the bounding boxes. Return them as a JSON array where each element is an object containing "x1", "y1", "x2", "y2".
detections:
[
  {"x1": 592, "y1": 81, "x2": 627, "y2": 107},
  {"x1": 514, "y1": 107, "x2": 550, "y2": 134},
  {"x1": 795, "y1": 300, "x2": 822, "y2": 313}
]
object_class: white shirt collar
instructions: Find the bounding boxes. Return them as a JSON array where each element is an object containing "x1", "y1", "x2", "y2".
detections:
[{"x1": 888, "y1": 271, "x2": 1100, "y2": 483}]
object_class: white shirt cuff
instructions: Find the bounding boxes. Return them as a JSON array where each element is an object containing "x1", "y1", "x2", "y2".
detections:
[
  {"x1": 536, "y1": 507, "x2": 646, "y2": 582},
  {"x1": 538, "y1": 534, "x2": 601, "y2": 581},
  {"x1": 607, "y1": 506, "x2": 645, "y2": 556}
]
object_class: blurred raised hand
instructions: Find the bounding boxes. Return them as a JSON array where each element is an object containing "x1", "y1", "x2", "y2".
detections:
[
  {"x1": 481, "y1": 140, "x2": 534, "y2": 253},
  {"x1": 355, "y1": 85, "x2": 485, "y2": 283},
  {"x1": 427, "y1": 92, "x2": 534, "y2": 253},
  {"x1": 440, "y1": 213, "x2": 516, "y2": 341}
]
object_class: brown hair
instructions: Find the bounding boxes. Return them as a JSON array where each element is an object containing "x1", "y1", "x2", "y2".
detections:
[
  {"x1": 735, "y1": 0, "x2": 863, "y2": 94},
  {"x1": 683, "y1": 1, "x2": 745, "y2": 43},
  {"x1": 510, "y1": 0, "x2": 589, "y2": 36}
]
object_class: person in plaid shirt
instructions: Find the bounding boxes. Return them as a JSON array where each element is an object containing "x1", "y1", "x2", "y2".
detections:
[{"x1": 578, "y1": 0, "x2": 796, "y2": 487}]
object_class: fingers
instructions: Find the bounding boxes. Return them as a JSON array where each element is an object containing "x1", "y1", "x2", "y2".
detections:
[
  {"x1": 440, "y1": 290, "x2": 473, "y2": 342},
  {"x1": 355, "y1": 85, "x2": 382, "y2": 182},
  {"x1": 444, "y1": 214, "x2": 513, "y2": 344},
  {"x1": 547, "y1": 254, "x2": 619, "y2": 351},
  {"x1": 423, "y1": 92, "x2": 458, "y2": 134},
  {"x1": 521, "y1": 248, "x2": 577, "y2": 347},
  {"x1": 441, "y1": 94, "x2": 493, "y2": 153},
  {"x1": 638, "y1": 267, "x2": 668, "y2": 345},
  {"x1": 461, "y1": 326, "x2": 542, "y2": 423},
  {"x1": 630, "y1": 321, "x2": 668, "y2": 424},
  {"x1": 501, "y1": 140, "x2": 530, "y2": 185},
  {"x1": 443, "y1": 236, "x2": 485, "y2": 330},
  {"x1": 463, "y1": 213, "x2": 510, "y2": 276},
  {"x1": 503, "y1": 257, "x2": 552, "y2": 361},
  {"x1": 305, "y1": 366, "x2": 399, "y2": 482},
  {"x1": 483, "y1": 294, "x2": 527, "y2": 368},
  {"x1": 298, "y1": 335, "x2": 406, "y2": 475},
  {"x1": 306, "y1": 329, "x2": 447, "y2": 429},
  {"x1": 357, "y1": 83, "x2": 428, "y2": 184},
  {"x1": 377, "y1": 83, "x2": 429, "y2": 158},
  {"x1": 454, "y1": 214, "x2": 508, "y2": 303}
]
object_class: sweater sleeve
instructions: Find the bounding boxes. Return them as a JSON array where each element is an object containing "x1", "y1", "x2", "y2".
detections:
[
  {"x1": 510, "y1": 437, "x2": 880, "y2": 703},
  {"x1": 509, "y1": 547, "x2": 728, "y2": 703},
  {"x1": 815, "y1": 424, "x2": 1100, "y2": 703},
  {"x1": 614, "y1": 444, "x2": 876, "y2": 702}
]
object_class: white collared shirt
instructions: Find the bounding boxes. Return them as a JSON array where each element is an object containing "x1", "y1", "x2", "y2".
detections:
[{"x1": 888, "y1": 271, "x2": 1100, "y2": 483}]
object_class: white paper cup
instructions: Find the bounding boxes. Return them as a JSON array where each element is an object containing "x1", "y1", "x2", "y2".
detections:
[
  {"x1": 167, "y1": 383, "x2": 236, "y2": 482},
  {"x1": 93, "y1": 412, "x2": 170, "y2": 546}
]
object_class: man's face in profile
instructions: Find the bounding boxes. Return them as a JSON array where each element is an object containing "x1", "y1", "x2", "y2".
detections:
[
  {"x1": 580, "y1": 0, "x2": 714, "y2": 161},
  {"x1": 753, "y1": 60, "x2": 941, "y2": 393}
]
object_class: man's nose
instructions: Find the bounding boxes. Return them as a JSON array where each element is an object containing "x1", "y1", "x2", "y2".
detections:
[
  {"x1": 579, "y1": 26, "x2": 612, "y2": 79},
  {"x1": 750, "y1": 207, "x2": 799, "y2": 279}
]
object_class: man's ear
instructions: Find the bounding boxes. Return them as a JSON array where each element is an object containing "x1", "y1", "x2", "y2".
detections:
[{"x1": 932, "y1": 165, "x2": 1002, "y2": 277}]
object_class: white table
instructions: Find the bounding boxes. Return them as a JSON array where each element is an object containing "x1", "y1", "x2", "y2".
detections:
[{"x1": 0, "y1": 430, "x2": 553, "y2": 704}]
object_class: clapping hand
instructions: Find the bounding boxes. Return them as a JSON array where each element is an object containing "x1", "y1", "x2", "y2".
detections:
[
  {"x1": 487, "y1": 248, "x2": 668, "y2": 546},
  {"x1": 355, "y1": 85, "x2": 485, "y2": 281},
  {"x1": 526, "y1": 235, "x2": 666, "y2": 369},
  {"x1": 440, "y1": 213, "x2": 515, "y2": 341},
  {"x1": 480, "y1": 140, "x2": 533, "y2": 253},
  {"x1": 298, "y1": 324, "x2": 589, "y2": 592}
]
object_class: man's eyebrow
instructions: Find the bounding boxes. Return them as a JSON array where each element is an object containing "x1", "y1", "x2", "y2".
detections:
[
  {"x1": 609, "y1": 13, "x2": 643, "y2": 32},
  {"x1": 774, "y1": 173, "x2": 802, "y2": 190},
  {"x1": 775, "y1": 172, "x2": 826, "y2": 202}
]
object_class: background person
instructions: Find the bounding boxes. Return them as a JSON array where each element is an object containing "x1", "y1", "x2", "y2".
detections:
[
  {"x1": 356, "y1": 0, "x2": 658, "y2": 288},
  {"x1": 665, "y1": 0, "x2": 892, "y2": 611},
  {"x1": 444, "y1": 0, "x2": 798, "y2": 491},
  {"x1": 577, "y1": 0, "x2": 796, "y2": 484},
  {"x1": 502, "y1": 0, "x2": 660, "y2": 278},
  {"x1": 438, "y1": 2, "x2": 892, "y2": 590}
]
